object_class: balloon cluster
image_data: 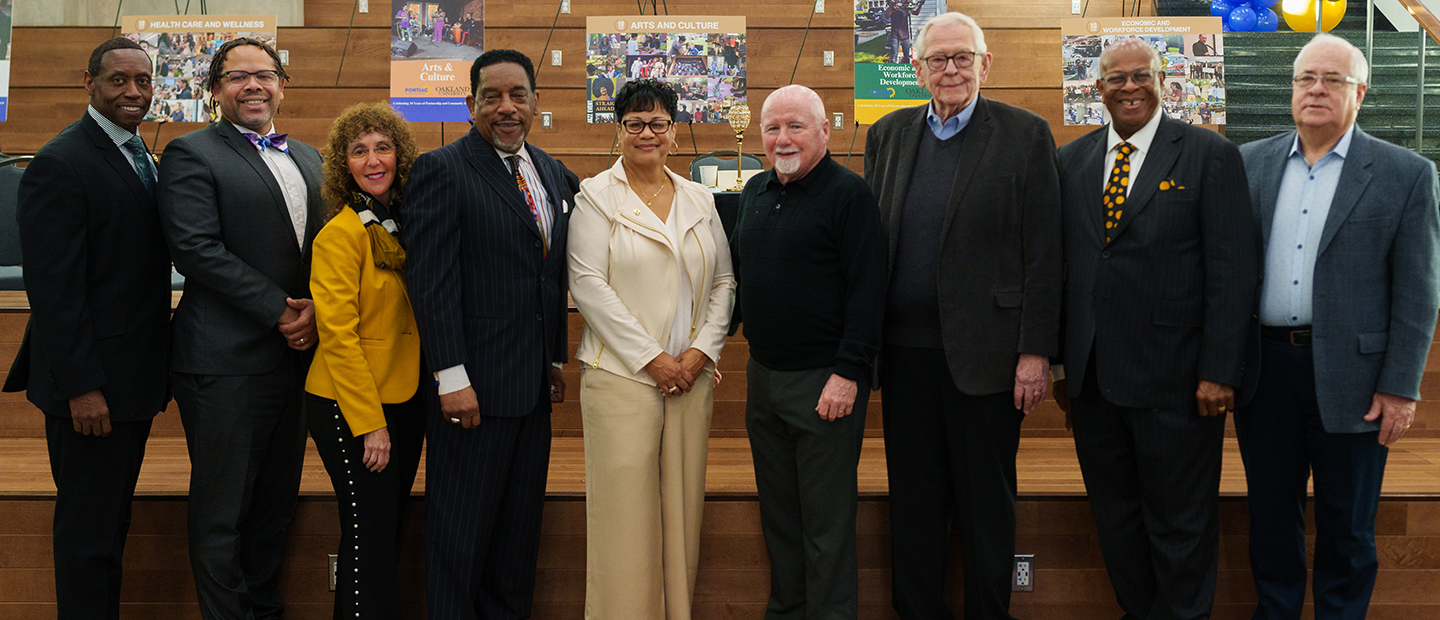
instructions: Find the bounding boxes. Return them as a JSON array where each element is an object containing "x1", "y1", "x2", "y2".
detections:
[{"x1": 1212, "y1": 0, "x2": 1281, "y2": 32}]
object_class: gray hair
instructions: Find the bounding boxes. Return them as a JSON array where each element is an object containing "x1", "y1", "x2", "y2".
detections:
[
  {"x1": 1294, "y1": 33, "x2": 1369, "y2": 84},
  {"x1": 913, "y1": 12, "x2": 988, "y2": 61},
  {"x1": 762, "y1": 84, "x2": 827, "y2": 127},
  {"x1": 1097, "y1": 37, "x2": 1164, "y2": 76}
]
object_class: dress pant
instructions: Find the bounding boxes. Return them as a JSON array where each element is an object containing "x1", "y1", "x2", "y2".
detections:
[
  {"x1": 425, "y1": 392, "x2": 551, "y2": 620},
  {"x1": 46, "y1": 415, "x2": 152, "y2": 620},
  {"x1": 580, "y1": 367, "x2": 713, "y2": 620},
  {"x1": 745, "y1": 360, "x2": 867, "y2": 620},
  {"x1": 1071, "y1": 364, "x2": 1224, "y2": 620},
  {"x1": 880, "y1": 345, "x2": 1024, "y2": 620},
  {"x1": 1235, "y1": 337, "x2": 1388, "y2": 620},
  {"x1": 305, "y1": 389, "x2": 428, "y2": 620},
  {"x1": 175, "y1": 350, "x2": 309, "y2": 620}
]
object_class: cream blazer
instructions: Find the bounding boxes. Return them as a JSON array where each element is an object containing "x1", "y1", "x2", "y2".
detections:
[{"x1": 568, "y1": 159, "x2": 735, "y2": 385}]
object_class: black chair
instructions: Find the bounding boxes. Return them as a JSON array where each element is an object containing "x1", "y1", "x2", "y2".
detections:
[
  {"x1": 0, "y1": 156, "x2": 33, "y2": 290},
  {"x1": 688, "y1": 150, "x2": 764, "y2": 186}
]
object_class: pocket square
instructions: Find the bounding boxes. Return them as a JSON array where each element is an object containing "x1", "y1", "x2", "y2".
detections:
[{"x1": 1159, "y1": 180, "x2": 1186, "y2": 191}]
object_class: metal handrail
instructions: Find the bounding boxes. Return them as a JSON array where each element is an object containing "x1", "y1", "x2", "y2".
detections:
[{"x1": 1392, "y1": 0, "x2": 1440, "y2": 150}]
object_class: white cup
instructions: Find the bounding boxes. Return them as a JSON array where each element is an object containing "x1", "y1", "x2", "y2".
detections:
[{"x1": 699, "y1": 165, "x2": 719, "y2": 187}]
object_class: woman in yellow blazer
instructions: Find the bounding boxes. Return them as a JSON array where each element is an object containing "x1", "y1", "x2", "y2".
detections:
[
  {"x1": 305, "y1": 102, "x2": 423, "y2": 620},
  {"x1": 568, "y1": 79, "x2": 735, "y2": 619}
]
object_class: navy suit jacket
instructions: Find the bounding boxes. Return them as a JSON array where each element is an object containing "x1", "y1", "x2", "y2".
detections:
[
  {"x1": 4, "y1": 114, "x2": 172, "y2": 420},
  {"x1": 404, "y1": 129, "x2": 572, "y2": 417},
  {"x1": 1240, "y1": 127, "x2": 1440, "y2": 432},
  {"x1": 1057, "y1": 115, "x2": 1261, "y2": 409}
]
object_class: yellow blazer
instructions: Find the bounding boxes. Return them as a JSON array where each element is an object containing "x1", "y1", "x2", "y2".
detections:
[{"x1": 305, "y1": 205, "x2": 421, "y2": 436}]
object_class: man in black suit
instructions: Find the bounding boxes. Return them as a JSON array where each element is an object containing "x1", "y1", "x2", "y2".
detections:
[
  {"x1": 404, "y1": 49, "x2": 571, "y2": 620},
  {"x1": 2, "y1": 37, "x2": 171, "y2": 620},
  {"x1": 156, "y1": 38, "x2": 325, "y2": 620},
  {"x1": 863, "y1": 12, "x2": 1061, "y2": 620},
  {"x1": 1054, "y1": 37, "x2": 1260, "y2": 619}
]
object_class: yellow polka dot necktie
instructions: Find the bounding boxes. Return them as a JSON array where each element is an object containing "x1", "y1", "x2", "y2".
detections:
[{"x1": 1103, "y1": 142, "x2": 1134, "y2": 244}]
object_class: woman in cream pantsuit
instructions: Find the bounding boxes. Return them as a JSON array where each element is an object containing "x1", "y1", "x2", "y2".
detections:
[{"x1": 568, "y1": 79, "x2": 735, "y2": 619}]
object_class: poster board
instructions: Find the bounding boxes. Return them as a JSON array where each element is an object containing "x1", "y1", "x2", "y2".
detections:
[
  {"x1": 122, "y1": 15, "x2": 277, "y2": 123},
  {"x1": 585, "y1": 16, "x2": 746, "y2": 124},
  {"x1": 853, "y1": 0, "x2": 944, "y2": 125},
  {"x1": 390, "y1": 0, "x2": 484, "y2": 122},
  {"x1": 1061, "y1": 17, "x2": 1225, "y2": 126}
]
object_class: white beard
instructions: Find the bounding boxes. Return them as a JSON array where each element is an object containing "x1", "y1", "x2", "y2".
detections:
[{"x1": 774, "y1": 156, "x2": 801, "y2": 176}]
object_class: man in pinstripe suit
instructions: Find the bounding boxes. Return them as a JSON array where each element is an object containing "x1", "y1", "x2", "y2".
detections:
[
  {"x1": 404, "y1": 49, "x2": 572, "y2": 620},
  {"x1": 1053, "y1": 38, "x2": 1260, "y2": 620}
]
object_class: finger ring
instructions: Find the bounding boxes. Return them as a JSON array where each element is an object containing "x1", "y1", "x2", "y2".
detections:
[
  {"x1": 299, "y1": 337, "x2": 305, "y2": 343},
  {"x1": 668, "y1": 386, "x2": 679, "y2": 394},
  {"x1": 449, "y1": 417, "x2": 461, "y2": 424},
  {"x1": 1218, "y1": 406, "x2": 1228, "y2": 412}
]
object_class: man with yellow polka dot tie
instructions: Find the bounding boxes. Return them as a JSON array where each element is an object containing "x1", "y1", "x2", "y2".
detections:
[{"x1": 1052, "y1": 37, "x2": 1260, "y2": 620}]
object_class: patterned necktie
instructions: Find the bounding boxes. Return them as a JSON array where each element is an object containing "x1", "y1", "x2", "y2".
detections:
[
  {"x1": 1103, "y1": 142, "x2": 1135, "y2": 244},
  {"x1": 245, "y1": 132, "x2": 290, "y2": 153},
  {"x1": 506, "y1": 155, "x2": 547, "y2": 256},
  {"x1": 122, "y1": 135, "x2": 156, "y2": 197}
]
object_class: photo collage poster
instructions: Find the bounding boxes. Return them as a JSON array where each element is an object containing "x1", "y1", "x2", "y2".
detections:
[
  {"x1": 1061, "y1": 17, "x2": 1226, "y2": 127},
  {"x1": 390, "y1": 0, "x2": 484, "y2": 122},
  {"x1": 853, "y1": 0, "x2": 944, "y2": 125},
  {"x1": 0, "y1": 0, "x2": 12, "y2": 121},
  {"x1": 585, "y1": 16, "x2": 746, "y2": 124},
  {"x1": 123, "y1": 15, "x2": 278, "y2": 124}
]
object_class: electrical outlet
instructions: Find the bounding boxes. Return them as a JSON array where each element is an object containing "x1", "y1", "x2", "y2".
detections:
[
  {"x1": 541, "y1": 112, "x2": 553, "y2": 129},
  {"x1": 561, "y1": 0, "x2": 571, "y2": 14},
  {"x1": 358, "y1": 0, "x2": 369, "y2": 12},
  {"x1": 328, "y1": 554, "x2": 338, "y2": 591},
  {"x1": 832, "y1": 112, "x2": 844, "y2": 129},
  {"x1": 1013, "y1": 554, "x2": 1034, "y2": 592},
  {"x1": 1071, "y1": 0, "x2": 1082, "y2": 14},
  {"x1": 823, "y1": 50, "x2": 834, "y2": 67},
  {"x1": 278, "y1": 50, "x2": 289, "y2": 66},
  {"x1": 551, "y1": 50, "x2": 562, "y2": 66},
  {"x1": 815, "y1": 0, "x2": 825, "y2": 13}
]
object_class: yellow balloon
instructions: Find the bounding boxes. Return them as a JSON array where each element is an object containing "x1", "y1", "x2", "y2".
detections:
[{"x1": 1280, "y1": 0, "x2": 1347, "y2": 32}]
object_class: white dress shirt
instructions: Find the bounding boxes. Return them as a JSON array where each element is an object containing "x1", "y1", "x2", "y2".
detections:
[
  {"x1": 1101, "y1": 107, "x2": 1163, "y2": 196},
  {"x1": 239, "y1": 124, "x2": 308, "y2": 249}
]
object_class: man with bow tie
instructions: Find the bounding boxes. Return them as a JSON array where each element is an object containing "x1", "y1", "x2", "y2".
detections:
[{"x1": 156, "y1": 37, "x2": 325, "y2": 620}]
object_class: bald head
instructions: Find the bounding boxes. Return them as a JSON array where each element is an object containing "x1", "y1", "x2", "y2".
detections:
[{"x1": 760, "y1": 85, "x2": 831, "y2": 183}]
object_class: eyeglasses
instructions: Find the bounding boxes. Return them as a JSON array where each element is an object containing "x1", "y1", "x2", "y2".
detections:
[
  {"x1": 922, "y1": 51, "x2": 977, "y2": 72},
  {"x1": 347, "y1": 142, "x2": 395, "y2": 160},
  {"x1": 1102, "y1": 70, "x2": 1154, "y2": 88},
  {"x1": 1292, "y1": 73, "x2": 1363, "y2": 90},
  {"x1": 221, "y1": 69, "x2": 281, "y2": 85},
  {"x1": 621, "y1": 118, "x2": 674, "y2": 134}
]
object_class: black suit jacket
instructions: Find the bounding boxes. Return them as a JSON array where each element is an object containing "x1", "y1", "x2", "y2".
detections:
[
  {"x1": 404, "y1": 129, "x2": 572, "y2": 417},
  {"x1": 1057, "y1": 115, "x2": 1261, "y2": 409},
  {"x1": 864, "y1": 97, "x2": 1063, "y2": 395},
  {"x1": 157, "y1": 119, "x2": 325, "y2": 375},
  {"x1": 4, "y1": 114, "x2": 172, "y2": 420}
]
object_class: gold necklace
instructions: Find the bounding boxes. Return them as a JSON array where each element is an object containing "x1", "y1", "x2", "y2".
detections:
[{"x1": 635, "y1": 178, "x2": 669, "y2": 208}]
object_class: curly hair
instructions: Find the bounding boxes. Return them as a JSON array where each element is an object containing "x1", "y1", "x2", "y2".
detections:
[{"x1": 321, "y1": 102, "x2": 418, "y2": 220}]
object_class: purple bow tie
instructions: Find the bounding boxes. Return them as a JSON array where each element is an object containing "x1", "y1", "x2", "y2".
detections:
[{"x1": 245, "y1": 132, "x2": 289, "y2": 153}]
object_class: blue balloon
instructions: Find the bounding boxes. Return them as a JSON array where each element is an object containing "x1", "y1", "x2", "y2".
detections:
[
  {"x1": 1222, "y1": 21, "x2": 1234, "y2": 32},
  {"x1": 1250, "y1": 0, "x2": 1278, "y2": 8},
  {"x1": 1211, "y1": 0, "x2": 1234, "y2": 17},
  {"x1": 1255, "y1": 7, "x2": 1280, "y2": 31},
  {"x1": 1229, "y1": 6, "x2": 1258, "y2": 31}
]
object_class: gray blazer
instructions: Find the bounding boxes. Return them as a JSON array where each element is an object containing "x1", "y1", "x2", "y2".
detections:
[
  {"x1": 157, "y1": 119, "x2": 325, "y2": 375},
  {"x1": 863, "y1": 97, "x2": 1063, "y2": 396},
  {"x1": 1240, "y1": 127, "x2": 1440, "y2": 432}
]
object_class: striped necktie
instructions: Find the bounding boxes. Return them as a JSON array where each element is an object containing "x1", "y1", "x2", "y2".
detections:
[{"x1": 506, "y1": 155, "x2": 547, "y2": 256}]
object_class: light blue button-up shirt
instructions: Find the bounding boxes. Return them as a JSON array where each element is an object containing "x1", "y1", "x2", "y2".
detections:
[
  {"x1": 1260, "y1": 125, "x2": 1356, "y2": 326},
  {"x1": 926, "y1": 96, "x2": 978, "y2": 140}
]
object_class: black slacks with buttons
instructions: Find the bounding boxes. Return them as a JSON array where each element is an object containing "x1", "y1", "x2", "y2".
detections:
[{"x1": 305, "y1": 390, "x2": 427, "y2": 620}]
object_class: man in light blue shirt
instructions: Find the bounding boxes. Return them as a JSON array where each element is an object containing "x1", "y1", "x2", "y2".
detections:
[{"x1": 1238, "y1": 33, "x2": 1440, "y2": 620}]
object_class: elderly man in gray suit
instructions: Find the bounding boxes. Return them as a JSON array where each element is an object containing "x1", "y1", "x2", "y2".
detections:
[
  {"x1": 157, "y1": 38, "x2": 324, "y2": 620},
  {"x1": 1237, "y1": 33, "x2": 1440, "y2": 620}
]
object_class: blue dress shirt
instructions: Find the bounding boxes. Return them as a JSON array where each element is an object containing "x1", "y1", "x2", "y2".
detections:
[
  {"x1": 926, "y1": 96, "x2": 978, "y2": 140},
  {"x1": 1260, "y1": 125, "x2": 1356, "y2": 326}
]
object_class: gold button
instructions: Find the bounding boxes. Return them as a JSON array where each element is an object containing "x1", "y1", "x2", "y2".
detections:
[{"x1": 634, "y1": 209, "x2": 641, "y2": 215}]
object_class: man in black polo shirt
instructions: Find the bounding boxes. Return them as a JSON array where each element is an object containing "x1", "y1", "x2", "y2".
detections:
[{"x1": 730, "y1": 84, "x2": 887, "y2": 619}]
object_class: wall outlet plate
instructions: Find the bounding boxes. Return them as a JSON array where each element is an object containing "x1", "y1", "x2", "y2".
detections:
[
  {"x1": 815, "y1": 0, "x2": 825, "y2": 13},
  {"x1": 1013, "y1": 554, "x2": 1034, "y2": 592},
  {"x1": 278, "y1": 50, "x2": 289, "y2": 66},
  {"x1": 358, "y1": 0, "x2": 369, "y2": 13},
  {"x1": 541, "y1": 112, "x2": 553, "y2": 129},
  {"x1": 551, "y1": 50, "x2": 562, "y2": 66},
  {"x1": 561, "y1": 0, "x2": 571, "y2": 14},
  {"x1": 823, "y1": 50, "x2": 834, "y2": 67},
  {"x1": 328, "y1": 554, "x2": 337, "y2": 591},
  {"x1": 1072, "y1": 0, "x2": 1082, "y2": 14},
  {"x1": 832, "y1": 112, "x2": 844, "y2": 129}
]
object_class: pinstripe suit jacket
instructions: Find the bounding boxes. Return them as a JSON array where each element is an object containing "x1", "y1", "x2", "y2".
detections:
[
  {"x1": 1241, "y1": 128, "x2": 1440, "y2": 432},
  {"x1": 404, "y1": 128, "x2": 571, "y2": 418},
  {"x1": 1057, "y1": 115, "x2": 1261, "y2": 410}
]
